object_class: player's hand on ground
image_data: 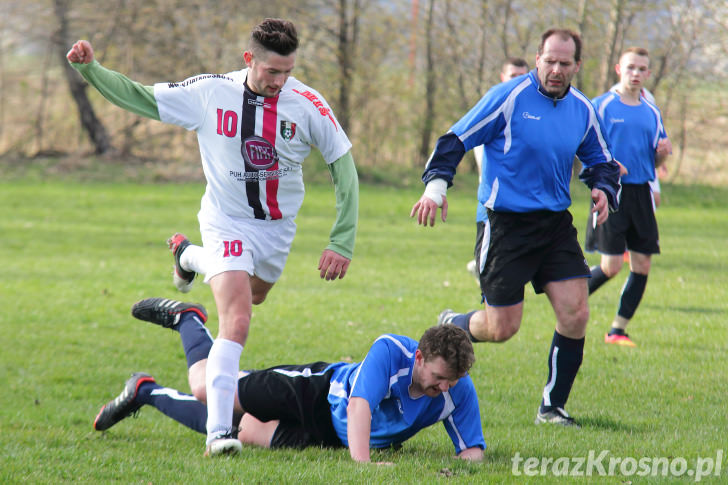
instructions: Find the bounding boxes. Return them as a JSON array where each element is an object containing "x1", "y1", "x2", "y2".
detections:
[
  {"x1": 318, "y1": 249, "x2": 350, "y2": 280},
  {"x1": 591, "y1": 188, "x2": 609, "y2": 225},
  {"x1": 66, "y1": 40, "x2": 94, "y2": 64},
  {"x1": 410, "y1": 194, "x2": 447, "y2": 227}
]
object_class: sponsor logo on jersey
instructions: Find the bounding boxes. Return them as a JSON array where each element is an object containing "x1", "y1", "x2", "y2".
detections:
[
  {"x1": 280, "y1": 121, "x2": 297, "y2": 141},
  {"x1": 522, "y1": 112, "x2": 542, "y2": 120},
  {"x1": 230, "y1": 168, "x2": 288, "y2": 181},
  {"x1": 610, "y1": 117, "x2": 625, "y2": 123},
  {"x1": 247, "y1": 98, "x2": 272, "y2": 109},
  {"x1": 292, "y1": 89, "x2": 338, "y2": 130},
  {"x1": 241, "y1": 135, "x2": 279, "y2": 170},
  {"x1": 167, "y1": 74, "x2": 234, "y2": 88}
]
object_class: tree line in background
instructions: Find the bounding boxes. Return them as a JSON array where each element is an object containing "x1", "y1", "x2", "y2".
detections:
[{"x1": 1, "y1": 0, "x2": 727, "y2": 183}]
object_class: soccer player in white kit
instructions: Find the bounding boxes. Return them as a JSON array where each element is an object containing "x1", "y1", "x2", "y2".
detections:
[{"x1": 67, "y1": 18, "x2": 359, "y2": 456}]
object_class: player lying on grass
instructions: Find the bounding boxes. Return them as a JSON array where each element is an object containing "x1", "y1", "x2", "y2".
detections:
[{"x1": 93, "y1": 298, "x2": 485, "y2": 463}]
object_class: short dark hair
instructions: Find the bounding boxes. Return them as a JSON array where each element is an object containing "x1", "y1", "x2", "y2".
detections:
[
  {"x1": 621, "y1": 46, "x2": 649, "y2": 59},
  {"x1": 418, "y1": 325, "x2": 475, "y2": 377},
  {"x1": 505, "y1": 57, "x2": 529, "y2": 70},
  {"x1": 249, "y1": 18, "x2": 299, "y2": 57},
  {"x1": 538, "y1": 28, "x2": 582, "y2": 63}
]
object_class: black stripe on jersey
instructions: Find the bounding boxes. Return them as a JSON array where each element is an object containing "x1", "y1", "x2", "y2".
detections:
[{"x1": 241, "y1": 89, "x2": 266, "y2": 220}]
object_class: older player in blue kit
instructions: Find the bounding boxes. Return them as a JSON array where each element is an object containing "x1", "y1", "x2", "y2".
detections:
[
  {"x1": 411, "y1": 28, "x2": 621, "y2": 426},
  {"x1": 586, "y1": 47, "x2": 671, "y2": 347},
  {"x1": 67, "y1": 18, "x2": 358, "y2": 456},
  {"x1": 93, "y1": 298, "x2": 485, "y2": 463}
]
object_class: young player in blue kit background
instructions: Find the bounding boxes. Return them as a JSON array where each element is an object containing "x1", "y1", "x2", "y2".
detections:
[
  {"x1": 586, "y1": 47, "x2": 671, "y2": 347},
  {"x1": 411, "y1": 28, "x2": 621, "y2": 427}
]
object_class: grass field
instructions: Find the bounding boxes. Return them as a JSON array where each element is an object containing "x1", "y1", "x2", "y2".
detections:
[{"x1": 1, "y1": 173, "x2": 726, "y2": 484}]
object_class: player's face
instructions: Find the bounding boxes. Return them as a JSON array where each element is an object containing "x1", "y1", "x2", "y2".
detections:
[
  {"x1": 500, "y1": 64, "x2": 528, "y2": 82},
  {"x1": 536, "y1": 35, "x2": 581, "y2": 98},
  {"x1": 244, "y1": 49, "x2": 296, "y2": 98},
  {"x1": 616, "y1": 52, "x2": 650, "y2": 93},
  {"x1": 412, "y1": 352, "x2": 461, "y2": 398}
]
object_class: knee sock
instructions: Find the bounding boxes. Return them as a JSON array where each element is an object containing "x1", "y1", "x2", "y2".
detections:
[
  {"x1": 588, "y1": 265, "x2": 610, "y2": 295},
  {"x1": 617, "y1": 272, "x2": 648, "y2": 320},
  {"x1": 180, "y1": 244, "x2": 209, "y2": 276},
  {"x1": 541, "y1": 331, "x2": 584, "y2": 412},
  {"x1": 205, "y1": 338, "x2": 242, "y2": 443},
  {"x1": 137, "y1": 382, "x2": 207, "y2": 434},
  {"x1": 176, "y1": 312, "x2": 214, "y2": 368},
  {"x1": 451, "y1": 311, "x2": 479, "y2": 342}
]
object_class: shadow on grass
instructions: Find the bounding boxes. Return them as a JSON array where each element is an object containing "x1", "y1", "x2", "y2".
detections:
[
  {"x1": 577, "y1": 414, "x2": 647, "y2": 433},
  {"x1": 644, "y1": 304, "x2": 726, "y2": 315}
]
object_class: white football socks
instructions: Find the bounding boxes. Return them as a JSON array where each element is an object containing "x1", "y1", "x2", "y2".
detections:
[
  {"x1": 181, "y1": 243, "x2": 209, "y2": 276},
  {"x1": 205, "y1": 338, "x2": 243, "y2": 444}
]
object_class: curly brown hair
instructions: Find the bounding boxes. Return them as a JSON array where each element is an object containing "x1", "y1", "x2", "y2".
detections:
[
  {"x1": 249, "y1": 18, "x2": 299, "y2": 57},
  {"x1": 418, "y1": 325, "x2": 475, "y2": 377}
]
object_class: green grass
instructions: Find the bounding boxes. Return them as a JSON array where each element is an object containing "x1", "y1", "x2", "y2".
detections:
[{"x1": 1, "y1": 175, "x2": 726, "y2": 484}]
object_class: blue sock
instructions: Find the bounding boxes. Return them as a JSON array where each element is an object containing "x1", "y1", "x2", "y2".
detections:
[
  {"x1": 137, "y1": 382, "x2": 207, "y2": 434},
  {"x1": 451, "y1": 311, "x2": 479, "y2": 342},
  {"x1": 540, "y1": 331, "x2": 584, "y2": 412},
  {"x1": 617, "y1": 272, "x2": 648, "y2": 320},
  {"x1": 176, "y1": 312, "x2": 214, "y2": 368}
]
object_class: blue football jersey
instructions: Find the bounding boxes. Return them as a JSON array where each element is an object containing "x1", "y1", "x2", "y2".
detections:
[
  {"x1": 327, "y1": 334, "x2": 485, "y2": 454},
  {"x1": 592, "y1": 92, "x2": 668, "y2": 184},
  {"x1": 424, "y1": 71, "x2": 617, "y2": 221}
]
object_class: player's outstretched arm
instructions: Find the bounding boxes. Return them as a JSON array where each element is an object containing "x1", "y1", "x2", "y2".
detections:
[
  {"x1": 66, "y1": 40, "x2": 94, "y2": 64},
  {"x1": 347, "y1": 397, "x2": 372, "y2": 463},
  {"x1": 66, "y1": 41, "x2": 160, "y2": 121}
]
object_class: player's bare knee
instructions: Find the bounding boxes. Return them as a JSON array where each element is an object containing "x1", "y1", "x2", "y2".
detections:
[
  {"x1": 602, "y1": 262, "x2": 622, "y2": 278},
  {"x1": 218, "y1": 317, "x2": 250, "y2": 343},
  {"x1": 251, "y1": 292, "x2": 267, "y2": 305},
  {"x1": 492, "y1": 321, "x2": 520, "y2": 342},
  {"x1": 577, "y1": 307, "x2": 589, "y2": 327},
  {"x1": 570, "y1": 305, "x2": 590, "y2": 330}
]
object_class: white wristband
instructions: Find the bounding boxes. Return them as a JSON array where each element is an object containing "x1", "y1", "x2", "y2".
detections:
[{"x1": 423, "y1": 178, "x2": 447, "y2": 207}]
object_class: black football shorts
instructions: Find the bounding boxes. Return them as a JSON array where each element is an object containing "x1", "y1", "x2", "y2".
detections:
[{"x1": 474, "y1": 209, "x2": 590, "y2": 306}]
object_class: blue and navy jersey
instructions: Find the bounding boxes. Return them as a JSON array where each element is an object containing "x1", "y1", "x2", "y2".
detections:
[
  {"x1": 592, "y1": 92, "x2": 667, "y2": 184},
  {"x1": 327, "y1": 334, "x2": 485, "y2": 454},
  {"x1": 424, "y1": 70, "x2": 618, "y2": 220}
]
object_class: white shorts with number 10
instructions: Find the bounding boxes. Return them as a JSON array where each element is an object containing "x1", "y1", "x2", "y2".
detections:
[{"x1": 198, "y1": 206, "x2": 297, "y2": 284}]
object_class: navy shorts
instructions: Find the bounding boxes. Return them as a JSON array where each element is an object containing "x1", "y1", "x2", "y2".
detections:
[
  {"x1": 474, "y1": 209, "x2": 590, "y2": 306},
  {"x1": 584, "y1": 183, "x2": 660, "y2": 255},
  {"x1": 237, "y1": 362, "x2": 343, "y2": 449}
]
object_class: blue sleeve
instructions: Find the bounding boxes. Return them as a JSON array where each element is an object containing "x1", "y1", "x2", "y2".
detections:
[
  {"x1": 421, "y1": 133, "x2": 466, "y2": 187},
  {"x1": 577, "y1": 103, "x2": 621, "y2": 212},
  {"x1": 443, "y1": 376, "x2": 486, "y2": 453},
  {"x1": 421, "y1": 81, "x2": 512, "y2": 187},
  {"x1": 349, "y1": 338, "x2": 393, "y2": 410},
  {"x1": 578, "y1": 162, "x2": 621, "y2": 212}
]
